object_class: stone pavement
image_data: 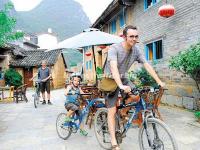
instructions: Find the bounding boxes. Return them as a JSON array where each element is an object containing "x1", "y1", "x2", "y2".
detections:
[{"x1": 0, "y1": 88, "x2": 200, "y2": 150}]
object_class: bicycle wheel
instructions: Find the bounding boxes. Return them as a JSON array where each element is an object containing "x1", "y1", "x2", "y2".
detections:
[
  {"x1": 56, "y1": 113, "x2": 72, "y2": 140},
  {"x1": 138, "y1": 118, "x2": 178, "y2": 150},
  {"x1": 94, "y1": 108, "x2": 111, "y2": 150},
  {"x1": 34, "y1": 94, "x2": 39, "y2": 108}
]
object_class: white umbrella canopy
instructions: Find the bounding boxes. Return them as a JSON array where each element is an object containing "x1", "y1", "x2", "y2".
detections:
[
  {"x1": 47, "y1": 28, "x2": 123, "y2": 50},
  {"x1": 47, "y1": 28, "x2": 124, "y2": 85}
]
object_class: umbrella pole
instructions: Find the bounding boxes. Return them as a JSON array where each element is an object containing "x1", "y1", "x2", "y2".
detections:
[{"x1": 92, "y1": 46, "x2": 97, "y2": 85}]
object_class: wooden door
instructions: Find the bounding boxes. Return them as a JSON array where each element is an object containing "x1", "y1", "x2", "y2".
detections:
[{"x1": 24, "y1": 68, "x2": 33, "y2": 87}]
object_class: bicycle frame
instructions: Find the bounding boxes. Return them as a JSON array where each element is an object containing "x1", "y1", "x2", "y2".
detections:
[
  {"x1": 116, "y1": 90, "x2": 162, "y2": 148},
  {"x1": 68, "y1": 97, "x2": 105, "y2": 130}
]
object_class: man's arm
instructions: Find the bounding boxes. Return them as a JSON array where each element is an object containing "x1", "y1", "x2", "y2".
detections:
[
  {"x1": 29, "y1": 74, "x2": 38, "y2": 81},
  {"x1": 44, "y1": 73, "x2": 52, "y2": 81},
  {"x1": 143, "y1": 62, "x2": 165, "y2": 87},
  {"x1": 110, "y1": 61, "x2": 123, "y2": 87},
  {"x1": 42, "y1": 68, "x2": 52, "y2": 82}
]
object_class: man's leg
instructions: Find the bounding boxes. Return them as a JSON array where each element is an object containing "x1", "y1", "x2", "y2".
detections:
[
  {"x1": 46, "y1": 81, "x2": 52, "y2": 104},
  {"x1": 108, "y1": 106, "x2": 118, "y2": 146},
  {"x1": 40, "y1": 83, "x2": 46, "y2": 104}
]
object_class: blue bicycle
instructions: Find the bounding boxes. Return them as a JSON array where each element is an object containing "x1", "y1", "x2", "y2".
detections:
[
  {"x1": 94, "y1": 87, "x2": 178, "y2": 150},
  {"x1": 56, "y1": 93, "x2": 105, "y2": 140}
]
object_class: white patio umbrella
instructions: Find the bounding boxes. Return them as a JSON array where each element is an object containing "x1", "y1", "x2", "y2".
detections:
[
  {"x1": 47, "y1": 28, "x2": 124, "y2": 84},
  {"x1": 47, "y1": 28, "x2": 123, "y2": 50}
]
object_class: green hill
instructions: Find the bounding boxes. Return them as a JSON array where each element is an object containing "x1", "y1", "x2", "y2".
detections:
[{"x1": 15, "y1": 0, "x2": 91, "y2": 41}]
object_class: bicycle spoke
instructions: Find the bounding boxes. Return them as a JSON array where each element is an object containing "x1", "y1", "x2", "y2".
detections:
[{"x1": 139, "y1": 118, "x2": 177, "y2": 150}]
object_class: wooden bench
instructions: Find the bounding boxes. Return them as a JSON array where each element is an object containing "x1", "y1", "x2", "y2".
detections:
[{"x1": 14, "y1": 84, "x2": 28, "y2": 103}]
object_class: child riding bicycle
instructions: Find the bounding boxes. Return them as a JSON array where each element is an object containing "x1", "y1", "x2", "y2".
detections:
[{"x1": 64, "y1": 72, "x2": 88, "y2": 136}]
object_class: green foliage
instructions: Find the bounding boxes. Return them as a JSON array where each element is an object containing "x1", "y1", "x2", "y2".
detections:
[
  {"x1": 96, "y1": 67, "x2": 103, "y2": 80},
  {"x1": 15, "y1": 0, "x2": 91, "y2": 40},
  {"x1": 194, "y1": 111, "x2": 200, "y2": 119},
  {"x1": 169, "y1": 42, "x2": 200, "y2": 79},
  {"x1": 0, "y1": 2, "x2": 24, "y2": 47},
  {"x1": 136, "y1": 68, "x2": 157, "y2": 87},
  {"x1": 4, "y1": 68, "x2": 22, "y2": 88},
  {"x1": 129, "y1": 68, "x2": 157, "y2": 87},
  {"x1": 169, "y1": 42, "x2": 200, "y2": 93}
]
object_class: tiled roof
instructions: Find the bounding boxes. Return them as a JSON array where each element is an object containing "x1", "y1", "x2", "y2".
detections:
[{"x1": 10, "y1": 49, "x2": 62, "y2": 67}]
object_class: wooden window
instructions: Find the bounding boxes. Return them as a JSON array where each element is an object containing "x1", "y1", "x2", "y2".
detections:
[
  {"x1": 119, "y1": 13, "x2": 125, "y2": 28},
  {"x1": 0, "y1": 68, "x2": 3, "y2": 80},
  {"x1": 110, "y1": 19, "x2": 116, "y2": 34},
  {"x1": 144, "y1": 0, "x2": 160, "y2": 10},
  {"x1": 145, "y1": 40, "x2": 163, "y2": 60},
  {"x1": 86, "y1": 61, "x2": 89, "y2": 70},
  {"x1": 89, "y1": 60, "x2": 92, "y2": 69}
]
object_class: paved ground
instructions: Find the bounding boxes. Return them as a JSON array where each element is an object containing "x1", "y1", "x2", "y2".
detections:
[{"x1": 0, "y1": 88, "x2": 200, "y2": 150}]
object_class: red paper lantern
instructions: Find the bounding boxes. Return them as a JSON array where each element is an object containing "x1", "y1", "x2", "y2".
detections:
[
  {"x1": 85, "y1": 52, "x2": 91, "y2": 56},
  {"x1": 99, "y1": 45, "x2": 107, "y2": 49},
  {"x1": 158, "y1": 4, "x2": 175, "y2": 18}
]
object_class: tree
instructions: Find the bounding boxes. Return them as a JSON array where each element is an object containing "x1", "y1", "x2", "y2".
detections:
[
  {"x1": 0, "y1": 2, "x2": 23, "y2": 47},
  {"x1": 169, "y1": 42, "x2": 200, "y2": 110},
  {"x1": 169, "y1": 42, "x2": 200, "y2": 92}
]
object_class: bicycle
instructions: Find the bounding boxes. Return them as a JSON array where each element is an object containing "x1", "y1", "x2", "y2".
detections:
[
  {"x1": 94, "y1": 86, "x2": 178, "y2": 150},
  {"x1": 81, "y1": 85, "x2": 105, "y2": 129},
  {"x1": 56, "y1": 93, "x2": 106, "y2": 140},
  {"x1": 32, "y1": 79, "x2": 41, "y2": 108}
]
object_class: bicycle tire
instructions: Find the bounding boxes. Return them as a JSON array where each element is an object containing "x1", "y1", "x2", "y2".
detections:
[
  {"x1": 138, "y1": 118, "x2": 178, "y2": 150},
  {"x1": 56, "y1": 113, "x2": 72, "y2": 140},
  {"x1": 34, "y1": 95, "x2": 39, "y2": 108},
  {"x1": 94, "y1": 108, "x2": 111, "y2": 150}
]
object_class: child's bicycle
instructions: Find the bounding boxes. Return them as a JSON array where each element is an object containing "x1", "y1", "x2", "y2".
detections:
[
  {"x1": 94, "y1": 86, "x2": 178, "y2": 150},
  {"x1": 32, "y1": 79, "x2": 41, "y2": 108},
  {"x1": 56, "y1": 93, "x2": 106, "y2": 140}
]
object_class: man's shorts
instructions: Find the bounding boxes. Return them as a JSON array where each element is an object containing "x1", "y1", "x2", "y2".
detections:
[
  {"x1": 40, "y1": 80, "x2": 50, "y2": 93},
  {"x1": 105, "y1": 78, "x2": 135, "y2": 108}
]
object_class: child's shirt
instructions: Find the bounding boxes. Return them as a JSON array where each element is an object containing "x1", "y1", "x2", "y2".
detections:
[{"x1": 65, "y1": 85, "x2": 80, "y2": 105}]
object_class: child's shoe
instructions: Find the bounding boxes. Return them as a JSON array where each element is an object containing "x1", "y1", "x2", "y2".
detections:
[{"x1": 80, "y1": 129, "x2": 88, "y2": 136}]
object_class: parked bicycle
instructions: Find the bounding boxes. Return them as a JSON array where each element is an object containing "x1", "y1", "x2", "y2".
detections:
[
  {"x1": 56, "y1": 93, "x2": 105, "y2": 140},
  {"x1": 94, "y1": 86, "x2": 178, "y2": 150},
  {"x1": 32, "y1": 79, "x2": 41, "y2": 108}
]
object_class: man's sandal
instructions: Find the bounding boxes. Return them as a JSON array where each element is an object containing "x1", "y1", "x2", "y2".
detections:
[{"x1": 111, "y1": 145, "x2": 120, "y2": 150}]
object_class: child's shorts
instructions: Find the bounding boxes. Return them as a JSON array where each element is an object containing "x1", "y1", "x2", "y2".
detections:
[
  {"x1": 65, "y1": 103, "x2": 81, "y2": 116},
  {"x1": 65, "y1": 103, "x2": 79, "y2": 112}
]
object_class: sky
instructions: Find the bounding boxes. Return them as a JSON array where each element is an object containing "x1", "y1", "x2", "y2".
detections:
[{"x1": 11, "y1": 0, "x2": 113, "y2": 23}]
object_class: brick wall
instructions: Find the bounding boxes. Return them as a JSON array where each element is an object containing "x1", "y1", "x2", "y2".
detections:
[{"x1": 129, "y1": 0, "x2": 200, "y2": 109}]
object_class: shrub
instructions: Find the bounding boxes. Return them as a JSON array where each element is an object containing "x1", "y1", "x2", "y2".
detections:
[
  {"x1": 194, "y1": 111, "x2": 200, "y2": 119},
  {"x1": 128, "y1": 68, "x2": 157, "y2": 88},
  {"x1": 169, "y1": 42, "x2": 200, "y2": 93},
  {"x1": 135, "y1": 68, "x2": 157, "y2": 87},
  {"x1": 4, "y1": 68, "x2": 22, "y2": 88},
  {"x1": 96, "y1": 66, "x2": 103, "y2": 80}
]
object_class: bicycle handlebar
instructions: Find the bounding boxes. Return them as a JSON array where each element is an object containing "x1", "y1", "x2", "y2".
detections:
[
  {"x1": 120, "y1": 85, "x2": 167, "y2": 96},
  {"x1": 66, "y1": 93, "x2": 92, "y2": 96}
]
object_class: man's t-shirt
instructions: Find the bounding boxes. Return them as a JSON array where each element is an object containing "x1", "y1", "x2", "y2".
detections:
[
  {"x1": 38, "y1": 67, "x2": 51, "y2": 81},
  {"x1": 104, "y1": 43, "x2": 146, "y2": 78}
]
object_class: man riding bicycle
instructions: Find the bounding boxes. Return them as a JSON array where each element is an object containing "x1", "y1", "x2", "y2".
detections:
[{"x1": 104, "y1": 25, "x2": 165, "y2": 150}]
